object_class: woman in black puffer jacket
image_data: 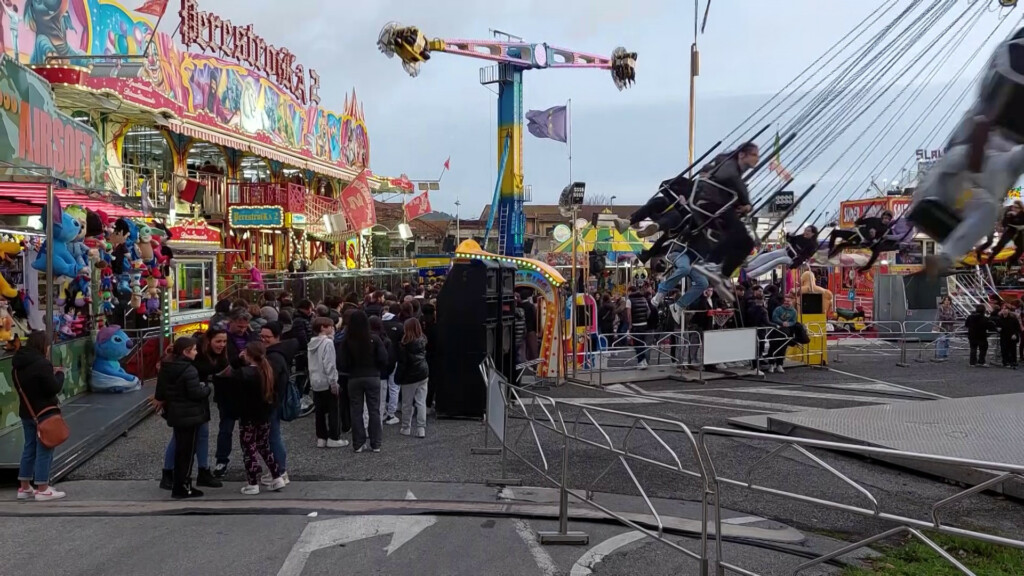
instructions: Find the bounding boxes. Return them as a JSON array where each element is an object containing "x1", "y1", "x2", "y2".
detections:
[
  {"x1": 155, "y1": 336, "x2": 210, "y2": 499},
  {"x1": 396, "y1": 318, "x2": 429, "y2": 439}
]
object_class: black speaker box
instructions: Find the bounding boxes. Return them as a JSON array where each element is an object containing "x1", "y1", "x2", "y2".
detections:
[{"x1": 801, "y1": 293, "x2": 824, "y2": 315}]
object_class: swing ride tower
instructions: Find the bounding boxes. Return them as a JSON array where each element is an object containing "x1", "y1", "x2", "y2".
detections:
[{"x1": 377, "y1": 24, "x2": 637, "y2": 257}]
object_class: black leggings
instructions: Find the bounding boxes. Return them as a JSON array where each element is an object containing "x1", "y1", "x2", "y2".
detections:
[
  {"x1": 706, "y1": 210, "x2": 755, "y2": 276},
  {"x1": 828, "y1": 229, "x2": 862, "y2": 252},
  {"x1": 172, "y1": 425, "x2": 199, "y2": 492}
]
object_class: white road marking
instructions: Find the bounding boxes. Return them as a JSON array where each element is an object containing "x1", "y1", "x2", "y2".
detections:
[
  {"x1": 827, "y1": 367, "x2": 948, "y2": 399},
  {"x1": 652, "y1": 392, "x2": 803, "y2": 413},
  {"x1": 276, "y1": 515, "x2": 437, "y2": 576},
  {"x1": 513, "y1": 519, "x2": 559, "y2": 576},
  {"x1": 732, "y1": 387, "x2": 909, "y2": 404},
  {"x1": 405, "y1": 490, "x2": 417, "y2": 500},
  {"x1": 570, "y1": 531, "x2": 648, "y2": 576},
  {"x1": 498, "y1": 487, "x2": 516, "y2": 500},
  {"x1": 518, "y1": 397, "x2": 660, "y2": 406}
]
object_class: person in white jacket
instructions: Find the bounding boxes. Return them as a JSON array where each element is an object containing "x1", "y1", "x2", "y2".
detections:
[{"x1": 307, "y1": 317, "x2": 348, "y2": 448}]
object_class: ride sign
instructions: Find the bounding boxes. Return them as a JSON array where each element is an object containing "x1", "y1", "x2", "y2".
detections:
[{"x1": 178, "y1": 0, "x2": 320, "y2": 105}]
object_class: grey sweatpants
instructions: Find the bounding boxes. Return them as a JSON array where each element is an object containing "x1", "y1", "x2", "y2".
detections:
[{"x1": 912, "y1": 132, "x2": 1024, "y2": 261}]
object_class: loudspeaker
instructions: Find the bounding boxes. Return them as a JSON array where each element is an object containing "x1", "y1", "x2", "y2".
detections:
[{"x1": 801, "y1": 293, "x2": 824, "y2": 315}]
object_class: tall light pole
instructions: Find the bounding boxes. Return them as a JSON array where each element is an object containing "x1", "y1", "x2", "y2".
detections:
[{"x1": 689, "y1": 1, "x2": 712, "y2": 177}]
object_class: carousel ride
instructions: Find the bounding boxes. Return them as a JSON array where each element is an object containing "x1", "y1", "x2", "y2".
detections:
[{"x1": 377, "y1": 24, "x2": 637, "y2": 257}]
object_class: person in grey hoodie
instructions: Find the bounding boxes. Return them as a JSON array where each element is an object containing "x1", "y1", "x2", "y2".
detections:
[{"x1": 307, "y1": 317, "x2": 348, "y2": 448}]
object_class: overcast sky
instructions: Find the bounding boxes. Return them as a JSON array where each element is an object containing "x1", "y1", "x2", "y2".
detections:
[{"x1": 173, "y1": 0, "x2": 1020, "y2": 221}]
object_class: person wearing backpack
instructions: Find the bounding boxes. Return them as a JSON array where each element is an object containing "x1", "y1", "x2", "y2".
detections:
[{"x1": 260, "y1": 321, "x2": 298, "y2": 486}]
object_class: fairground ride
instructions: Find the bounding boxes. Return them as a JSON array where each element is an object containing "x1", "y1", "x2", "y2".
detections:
[{"x1": 377, "y1": 24, "x2": 637, "y2": 257}]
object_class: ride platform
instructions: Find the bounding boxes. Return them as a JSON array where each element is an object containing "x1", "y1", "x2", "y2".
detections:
[
  {"x1": 733, "y1": 393, "x2": 1024, "y2": 499},
  {"x1": 0, "y1": 384, "x2": 154, "y2": 482}
]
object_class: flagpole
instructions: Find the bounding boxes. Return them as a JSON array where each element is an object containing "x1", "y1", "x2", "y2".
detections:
[
  {"x1": 140, "y1": 5, "x2": 169, "y2": 62},
  {"x1": 567, "y1": 99, "x2": 573, "y2": 183}
]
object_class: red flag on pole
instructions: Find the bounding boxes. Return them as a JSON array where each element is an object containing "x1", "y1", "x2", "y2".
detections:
[
  {"x1": 443, "y1": 157, "x2": 450, "y2": 171},
  {"x1": 404, "y1": 191, "x2": 432, "y2": 221},
  {"x1": 135, "y1": 0, "x2": 169, "y2": 17},
  {"x1": 340, "y1": 170, "x2": 376, "y2": 231}
]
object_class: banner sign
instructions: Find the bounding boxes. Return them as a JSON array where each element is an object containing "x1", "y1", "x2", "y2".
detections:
[
  {"x1": 169, "y1": 219, "x2": 221, "y2": 243},
  {"x1": 340, "y1": 170, "x2": 376, "y2": 231},
  {"x1": 838, "y1": 197, "x2": 911, "y2": 228},
  {"x1": 228, "y1": 205, "x2": 284, "y2": 228},
  {"x1": 0, "y1": 57, "x2": 106, "y2": 190}
]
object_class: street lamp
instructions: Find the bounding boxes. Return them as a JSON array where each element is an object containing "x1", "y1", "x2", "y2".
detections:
[{"x1": 610, "y1": 195, "x2": 617, "y2": 207}]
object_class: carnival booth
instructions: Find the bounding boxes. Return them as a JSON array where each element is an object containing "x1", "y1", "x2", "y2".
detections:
[{"x1": 165, "y1": 219, "x2": 226, "y2": 328}]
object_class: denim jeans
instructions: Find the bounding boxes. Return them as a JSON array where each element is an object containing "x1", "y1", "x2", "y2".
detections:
[
  {"x1": 215, "y1": 404, "x2": 237, "y2": 466},
  {"x1": 386, "y1": 367, "x2": 399, "y2": 417},
  {"x1": 268, "y1": 408, "x2": 287, "y2": 472},
  {"x1": 935, "y1": 333, "x2": 950, "y2": 359},
  {"x1": 164, "y1": 421, "x2": 210, "y2": 470},
  {"x1": 18, "y1": 418, "x2": 55, "y2": 485},
  {"x1": 657, "y1": 252, "x2": 709, "y2": 308}
]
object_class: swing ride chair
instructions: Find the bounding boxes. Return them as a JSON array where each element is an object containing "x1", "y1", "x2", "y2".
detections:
[{"x1": 652, "y1": 173, "x2": 740, "y2": 278}]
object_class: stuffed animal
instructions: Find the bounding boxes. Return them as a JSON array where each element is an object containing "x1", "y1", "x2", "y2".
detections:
[
  {"x1": 144, "y1": 275, "x2": 160, "y2": 316},
  {"x1": 64, "y1": 205, "x2": 90, "y2": 272},
  {"x1": 0, "y1": 301, "x2": 13, "y2": 347},
  {"x1": 91, "y1": 325, "x2": 141, "y2": 393},
  {"x1": 31, "y1": 199, "x2": 83, "y2": 279},
  {"x1": 0, "y1": 271, "x2": 18, "y2": 299}
]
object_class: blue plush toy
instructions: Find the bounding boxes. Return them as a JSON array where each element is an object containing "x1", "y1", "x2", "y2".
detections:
[
  {"x1": 31, "y1": 198, "x2": 83, "y2": 279},
  {"x1": 91, "y1": 325, "x2": 141, "y2": 393}
]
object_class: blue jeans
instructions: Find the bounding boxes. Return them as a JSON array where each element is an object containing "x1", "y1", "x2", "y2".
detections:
[
  {"x1": 657, "y1": 252, "x2": 709, "y2": 308},
  {"x1": 936, "y1": 333, "x2": 950, "y2": 359},
  {"x1": 215, "y1": 405, "x2": 237, "y2": 466},
  {"x1": 164, "y1": 421, "x2": 210, "y2": 470},
  {"x1": 18, "y1": 418, "x2": 55, "y2": 485},
  {"x1": 269, "y1": 408, "x2": 287, "y2": 472}
]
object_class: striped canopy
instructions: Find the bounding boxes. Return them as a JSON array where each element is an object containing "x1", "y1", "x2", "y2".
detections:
[{"x1": 553, "y1": 222, "x2": 651, "y2": 258}]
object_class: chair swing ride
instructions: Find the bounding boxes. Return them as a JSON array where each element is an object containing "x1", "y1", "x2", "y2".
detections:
[{"x1": 378, "y1": 1, "x2": 1024, "y2": 313}]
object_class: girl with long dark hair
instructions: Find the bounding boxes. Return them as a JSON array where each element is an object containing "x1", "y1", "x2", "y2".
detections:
[
  {"x1": 338, "y1": 310, "x2": 387, "y2": 452},
  {"x1": 397, "y1": 318, "x2": 429, "y2": 438},
  {"x1": 222, "y1": 341, "x2": 285, "y2": 494},
  {"x1": 161, "y1": 328, "x2": 228, "y2": 490},
  {"x1": 155, "y1": 336, "x2": 210, "y2": 499}
]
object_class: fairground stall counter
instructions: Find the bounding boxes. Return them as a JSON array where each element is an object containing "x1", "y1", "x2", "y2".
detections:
[{"x1": 165, "y1": 218, "x2": 231, "y2": 335}]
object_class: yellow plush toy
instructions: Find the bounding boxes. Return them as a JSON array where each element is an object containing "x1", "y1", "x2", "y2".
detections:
[{"x1": 0, "y1": 301, "x2": 13, "y2": 348}]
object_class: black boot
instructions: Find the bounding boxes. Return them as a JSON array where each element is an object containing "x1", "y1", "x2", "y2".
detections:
[
  {"x1": 196, "y1": 468, "x2": 222, "y2": 488},
  {"x1": 159, "y1": 469, "x2": 173, "y2": 490},
  {"x1": 171, "y1": 484, "x2": 204, "y2": 499}
]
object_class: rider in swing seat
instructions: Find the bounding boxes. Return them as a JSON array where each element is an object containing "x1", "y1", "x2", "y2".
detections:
[
  {"x1": 983, "y1": 200, "x2": 1024, "y2": 265},
  {"x1": 742, "y1": 225, "x2": 820, "y2": 278},
  {"x1": 909, "y1": 27, "x2": 1024, "y2": 275},
  {"x1": 827, "y1": 210, "x2": 894, "y2": 258},
  {"x1": 689, "y1": 142, "x2": 761, "y2": 303}
]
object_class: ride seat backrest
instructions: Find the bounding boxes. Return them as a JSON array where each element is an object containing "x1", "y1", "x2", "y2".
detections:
[
  {"x1": 907, "y1": 198, "x2": 961, "y2": 243},
  {"x1": 688, "y1": 177, "x2": 737, "y2": 219}
]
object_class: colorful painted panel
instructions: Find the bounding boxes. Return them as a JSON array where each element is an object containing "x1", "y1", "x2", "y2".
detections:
[
  {"x1": 0, "y1": 336, "x2": 91, "y2": 431},
  {"x1": 0, "y1": 55, "x2": 105, "y2": 188},
  {"x1": 12, "y1": 0, "x2": 369, "y2": 171}
]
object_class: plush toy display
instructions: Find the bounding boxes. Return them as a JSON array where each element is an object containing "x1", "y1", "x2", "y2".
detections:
[
  {"x1": 31, "y1": 199, "x2": 84, "y2": 280},
  {"x1": 91, "y1": 325, "x2": 141, "y2": 393}
]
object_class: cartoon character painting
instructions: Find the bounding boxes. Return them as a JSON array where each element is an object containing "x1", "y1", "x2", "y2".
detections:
[
  {"x1": 239, "y1": 76, "x2": 267, "y2": 134},
  {"x1": 25, "y1": 0, "x2": 80, "y2": 64},
  {"x1": 91, "y1": 325, "x2": 141, "y2": 393}
]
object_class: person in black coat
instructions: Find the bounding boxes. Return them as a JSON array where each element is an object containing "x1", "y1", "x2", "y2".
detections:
[
  {"x1": 214, "y1": 313, "x2": 258, "y2": 478},
  {"x1": 421, "y1": 303, "x2": 439, "y2": 410},
  {"x1": 996, "y1": 304, "x2": 1021, "y2": 368},
  {"x1": 339, "y1": 311, "x2": 388, "y2": 452},
  {"x1": 155, "y1": 336, "x2": 210, "y2": 499},
  {"x1": 13, "y1": 331, "x2": 66, "y2": 501},
  {"x1": 396, "y1": 318, "x2": 430, "y2": 438},
  {"x1": 261, "y1": 321, "x2": 297, "y2": 483},
  {"x1": 965, "y1": 304, "x2": 996, "y2": 366}
]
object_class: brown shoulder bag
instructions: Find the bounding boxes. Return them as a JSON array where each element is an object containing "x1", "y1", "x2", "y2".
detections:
[{"x1": 14, "y1": 371, "x2": 70, "y2": 449}]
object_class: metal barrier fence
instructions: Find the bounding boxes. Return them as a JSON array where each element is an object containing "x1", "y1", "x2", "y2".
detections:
[{"x1": 478, "y1": 373, "x2": 1024, "y2": 576}]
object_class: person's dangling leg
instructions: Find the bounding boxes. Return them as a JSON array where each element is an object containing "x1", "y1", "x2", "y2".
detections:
[
  {"x1": 986, "y1": 230, "x2": 1015, "y2": 264},
  {"x1": 744, "y1": 249, "x2": 792, "y2": 278},
  {"x1": 975, "y1": 235, "x2": 994, "y2": 262}
]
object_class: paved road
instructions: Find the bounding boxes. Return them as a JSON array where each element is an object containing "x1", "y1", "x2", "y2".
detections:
[{"x1": 50, "y1": 351, "x2": 1024, "y2": 574}]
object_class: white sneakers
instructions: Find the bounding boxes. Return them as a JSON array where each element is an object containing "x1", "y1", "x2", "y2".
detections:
[
  {"x1": 651, "y1": 292, "x2": 665, "y2": 307},
  {"x1": 384, "y1": 416, "x2": 401, "y2": 426},
  {"x1": 326, "y1": 438, "x2": 350, "y2": 448},
  {"x1": 261, "y1": 472, "x2": 290, "y2": 486},
  {"x1": 316, "y1": 439, "x2": 326, "y2": 448},
  {"x1": 243, "y1": 476, "x2": 286, "y2": 495},
  {"x1": 637, "y1": 359, "x2": 649, "y2": 370},
  {"x1": 32, "y1": 488, "x2": 66, "y2": 502}
]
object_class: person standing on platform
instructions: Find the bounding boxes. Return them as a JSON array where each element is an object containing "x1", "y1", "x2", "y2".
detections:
[
  {"x1": 627, "y1": 285, "x2": 653, "y2": 369},
  {"x1": 13, "y1": 331, "x2": 66, "y2": 502},
  {"x1": 245, "y1": 261, "x2": 265, "y2": 293},
  {"x1": 965, "y1": 304, "x2": 995, "y2": 367},
  {"x1": 155, "y1": 337, "x2": 210, "y2": 499}
]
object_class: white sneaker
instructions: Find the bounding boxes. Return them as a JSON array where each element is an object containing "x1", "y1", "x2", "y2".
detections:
[
  {"x1": 767, "y1": 365, "x2": 776, "y2": 373},
  {"x1": 268, "y1": 477, "x2": 287, "y2": 491},
  {"x1": 400, "y1": 428, "x2": 411, "y2": 436},
  {"x1": 415, "y1": 429, "x2": 426, "y2": 439},
  {"x1": 637, "y1": 222, "x2": 660, "y2": 238},
  {"x1": 240, "y1": 484, "x2": 259, "y2": 495},
  {"x1": 651, "y1": 292, "x2": 665, "y2": 307},
  {"x1": 261, "y1": 472, "x2": 290, "y2": 486},
  {"x1": 326, "y1": 438, "x2": 350, "y2": 448},
  {"x1": 776, "y1": 366, "x2": 785, "y2": 374},
  {"x1": 34, "y1": 488, "x2": 66, "y2": 502},
  {"x1": 17, "y1": 488, "x2": 34, "y2": 500},
  {"x1": 316, "y1": 439, "x2": 327, "y2": 448},
  {"x1": 613, "y1": 217, "x2": 631, "y2": 234},
  {"x1": 638, "y1": 359, "x2": 649, "y2": 370},
  {"x1": 384, "y1": 415, "x2": 401, "y2": 425}
]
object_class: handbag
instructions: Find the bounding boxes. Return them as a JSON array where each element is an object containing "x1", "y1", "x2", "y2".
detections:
[
  {"x1": 279, "y1": 373, "x2": 302, "y2": 422},
  {"x1": 14, "y1": 371, "x2": 70, "y2": 449}
]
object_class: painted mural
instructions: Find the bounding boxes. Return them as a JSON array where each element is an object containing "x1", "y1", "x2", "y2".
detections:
[{"x1": 15, "y1": 0, "x2": 370, "y2": 171}]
